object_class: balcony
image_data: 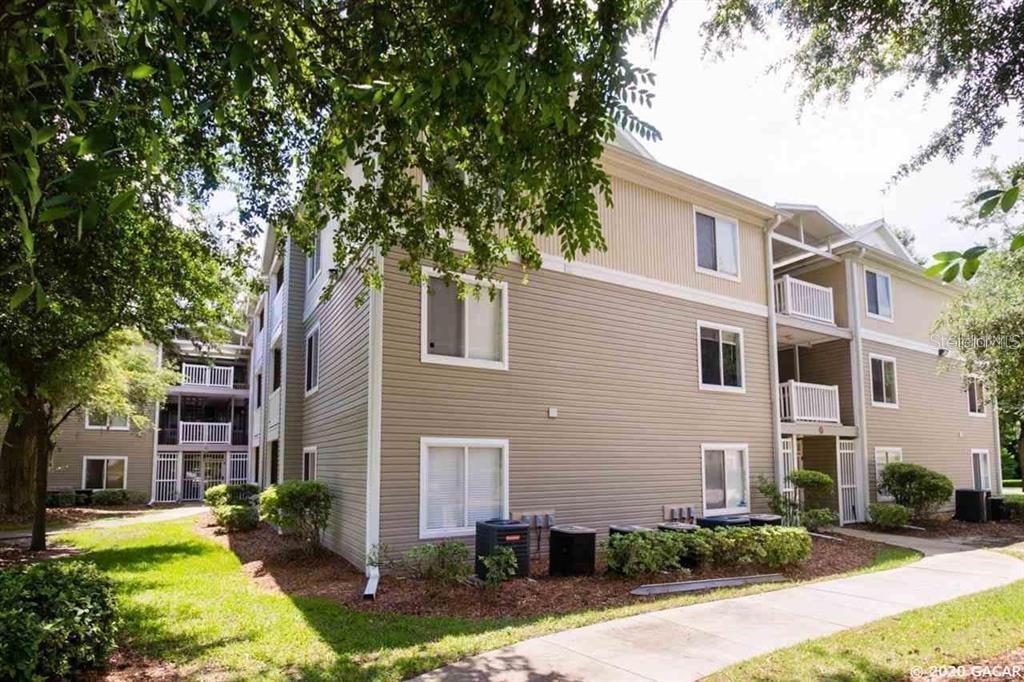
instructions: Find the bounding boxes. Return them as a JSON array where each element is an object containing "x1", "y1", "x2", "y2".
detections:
[
  {"x1": 179, "y1": 421, "x2": 231, "y2": 444},
  {"x1": 268, "y1": 288, "x2": 284, "y2": 337},
  {"x1": 181, "y1": 363, "x2": 234, "y2": 388},
  {"x1": 775, "y1": 276, "x2": 835, "y2": 325},
  {"x1": 779, "y1": 380, "x2": 840, "y2": 423}
]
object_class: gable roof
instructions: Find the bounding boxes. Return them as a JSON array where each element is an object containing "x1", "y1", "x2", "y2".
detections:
[{"x1": 849, "y1": 219, "x2": 918, "y2": 265}]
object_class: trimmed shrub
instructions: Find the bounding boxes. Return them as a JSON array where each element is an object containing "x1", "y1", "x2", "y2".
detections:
[
  {"x1": 0, "y1": 561, "x2": 119, "y2": 680},
  {"x1": 91, "y1": 489, "x2": 129, "y2": 506},
  {"x1": 213, "y1": 504, "x2": 259, "y2": 531},
  {"x1": 205, "y1": 483, "x2": 260, "y2": 507},
  {"x1": 259, "y1": 481, "x2": 331, "y2": 552},
  {"x1": 1004, "y1": 495, "x2": 1024, "y2": 522},
  {"x1": 800, "y1": 507, "x2": 836, "y2": 532},
  {"x1": 46, "y1": 490, "x2": 77, "y2": 508},
  {"x1": 401, "y1": 541, "x2": 472, "y2": 584},
  {"x1": 757, "y1": 526, "x2": 813, "y2": 568},
  {"x1": 604, "y1": 531, "x2": 681, "y2": 577},
  {"x1": 879, "y1": 462, "x2": 954, "y2": 518},
  {"x1": 479, "y1": 545, "x2": 518, "y2": 587},
  {"x1": 868, "y1": 502, "x2": 910, "y2": 529},
  {"x1": 788, "y1": 469, "x2": 835, "y2": 510}
]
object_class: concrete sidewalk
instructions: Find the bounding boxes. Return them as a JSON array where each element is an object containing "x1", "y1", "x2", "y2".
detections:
[
  {"x1": 0, "y1": 505, "x2": 205, "y2": 542},
  {"x1": 416, "y1": 536, "x2": 1024, "y2": 681}
]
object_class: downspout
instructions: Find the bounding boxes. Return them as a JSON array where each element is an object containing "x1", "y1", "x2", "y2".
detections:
[
  {"x1": 764, "y1": 215, "x2": 785, "y2": 489},
  {"x1": 149, "y1": 343, "x2": 163, "y2": 505},
  {"x1": 845, "y1": 249, "x2": 870, "y2": 522},
  {"x1": 992, "y1": 394, "x2": 1003, "y2": 494},
  {"x1": 363, "y1": 246, "x2": 384, "y2": 599}
]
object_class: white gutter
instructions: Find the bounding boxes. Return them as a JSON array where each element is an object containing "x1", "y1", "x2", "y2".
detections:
[
  {"x1": 992, "y1": 394, "x2": 1003, "y2": 495},
  {"x1": 845, "y1": 249, "x2": 870, "y2": 522},
  {"x1": 148, "y1": 343, "x2": 163, "y2": 505},
  {"x1": 764, "y1": 214, "x2": 785, "y2": 489},
  {"x1": 363, "y1": 247, "x2": 384, "y2": 598}
]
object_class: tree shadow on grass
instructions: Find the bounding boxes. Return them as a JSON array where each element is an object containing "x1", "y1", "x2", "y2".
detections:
[{"x1": 739, "y1": 643, "x2": 906, "y2": 682}]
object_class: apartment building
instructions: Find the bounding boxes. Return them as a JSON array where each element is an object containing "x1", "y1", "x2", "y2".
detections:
[
  {"x1": 247, "y1": 137, "x2": 1001, "y2": 574},
  {"x1": 45, "y1": 336, "x2": 252, "y2": 503}
]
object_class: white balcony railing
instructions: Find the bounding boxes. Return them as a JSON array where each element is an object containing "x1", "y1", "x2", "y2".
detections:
[
  {"x1": 181, "y1": 363, "x2": 234, "y2": 388},
  {"x1": 267, "y1": 389, "x2": 281, "y2": 428},
  {"x1": 252, "y1": 406, "x2": 262, "y2": 441},
  {"x1": 775, "y1": 275, "x2": 835, "y2": 325},
  {"x1": 779, "y1": 380, "x2": 840, "y2": 423},
  {"x1": 268, "y1": 288, "x2": 284, "y2": 336},
  {"x1": 179, "y1": 421, "x2": 231, "y2": 444}
]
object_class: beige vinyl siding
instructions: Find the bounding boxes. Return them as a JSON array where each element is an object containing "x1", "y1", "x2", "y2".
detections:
[
  {"x1": 300, "y1": 264, "x2": 370, "y2": 567},
  {"x1": 800, "y1": 436, "x2": 838, "y2": 510},
  {"x1": 50, "y1": 411, "x2": 154, "y2": 494},
  {"x1": 858, "y1": 261, "x2": 951, "y2": 344},
  {"x1": 863, "y1": 340, "x2": 998, "y2": 504},
  {"x1": 379, "y1": 255, "x2": 774, "y2": 554},
  {"x1": 281, "y1": 242, "x2": 307, "y2": 481},
  {"x1": 797, "y1": 262, "x2": 849, "y2": 328},
  {"x1": 533, "y1": 175, "x2": 768, "y2": 305},
  {"x1": 792, "y1": 340, "x2": 855, "y2": 426}
]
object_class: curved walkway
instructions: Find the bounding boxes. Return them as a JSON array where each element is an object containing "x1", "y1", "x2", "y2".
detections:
[{"x1": 415, "y1": 531, "x2": 1024, "y2": 682}]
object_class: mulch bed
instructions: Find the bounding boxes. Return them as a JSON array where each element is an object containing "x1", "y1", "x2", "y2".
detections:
[
  {"x1": 0, "y1": 538, "x2": 80, "y2": 567},
  {"x1": 0, "y1": 505, "x2": 152, "y2": 531},
  {"x1": 81, "y1": 650, "x2": 182, "y2": 682},
  {"x1": 196, "y1": 514, "x2": 899, "y2": 620},
  {"x1": 911, "y1": 647, "x2": 1024, "y2": 680},
  {"x1": 850, "y1": 518, "x2": 1024, "y2": 548}
]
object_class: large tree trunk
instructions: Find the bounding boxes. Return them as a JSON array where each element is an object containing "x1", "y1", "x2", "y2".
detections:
[
  {"x1": 0, "y1": 414, "x2": 34, "y2": 516},
  {"x1": 28, "y1": 403, "x2": 52, "y2": 552}
]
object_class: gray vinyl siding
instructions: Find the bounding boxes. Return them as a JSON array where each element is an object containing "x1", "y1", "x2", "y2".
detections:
[
  {"x1": 863, "y1": 339, "x2": 998, "y2": 504},
  {"x1": 300, "y1": 265, "x2": 370, "y2": 567},
  {"x1": 50, "y1": 410, "x2": 154, "y2": 494},
  {"x1": 281, "y1": 241, "x2": 307, "y2": 481},
  {"x1": 378, "y1": 255, "x2": 774, "y2": 555}
]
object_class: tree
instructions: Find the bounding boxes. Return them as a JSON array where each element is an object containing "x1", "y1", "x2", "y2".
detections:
[
  {"x1": 697, "y1": 0, "x2": 1024, "y2": 278},
  {"x1": 937, "y1": 248, "x2": 1024, "y2": 478}
]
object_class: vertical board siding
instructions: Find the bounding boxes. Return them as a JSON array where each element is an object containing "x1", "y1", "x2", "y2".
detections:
[
  {"x1": 301, "y1": 264, "x2": 370, "y2": 567},
  {"x1": 798, "y1": 263, "x2": 849, "y2": 328},
  {"x1": 863, "y1": 340, "x2": 998, "y2": 504},
  {"x1": 797, "y1": 340, "x2": 855, "y2": 426},
  {"x1": 282, "y1": 243, "x2": 307, "y2": 481},
  {"x1": 534, "y1": 176, "x2": 767, "y2": 305},
  {"x1": 48, "y1": 411, "x2": 155, "y2": 494},
  {"x1": 379, "y1": 255, "x2": 774, "y2": 554},
  {"x1": 800, "y1": 436, "x2": 838, "y2": 510}
]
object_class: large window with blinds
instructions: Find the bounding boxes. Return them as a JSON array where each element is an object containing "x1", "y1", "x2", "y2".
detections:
[
  {"x1": 419, "y1": 437, "x2": 508, "y2": 539},
  {"x1": 694, "y1": 209, "x2": 740, "y2": 279},
  {"x1": 701, "y1": 444, "x2": 749, "y2": 516},
  {"x1": 421, "y1": 270, "x2": 508, "y2": 370},
  {"x1": 869, "y1": 354, "x2": 898, "y2": 407},
  {"x1": 698, "y1": 321, "x2": 744, "y2": 392},
  {"x1": 865, "y1": 268, "x2": 894, "y2": 321}
]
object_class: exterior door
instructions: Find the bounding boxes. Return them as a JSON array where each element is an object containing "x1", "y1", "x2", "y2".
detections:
[{"x1": 837, "y1": 438, "x2": 859, "y2": 524}]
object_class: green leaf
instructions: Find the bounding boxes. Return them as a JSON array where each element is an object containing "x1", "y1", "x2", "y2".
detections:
[
  {"x1": 10, "y1": 283, "x2": 34, "y2": 310},
  {"x1": 229, "y1": 8, "x2": 250, "y2": 32},
  {"x1": 160, "y1": 95, "x2": 172, "y2": 118},
  {"x1": 941, "y1": 262, "x2": 960, "y2": 283},
  {"x1": 1001, "y1": 186, "x2": 1020, "y2": 212},
  {"x1": 962, "y1": 257, "x2": 980, "y2": 280},
  {"x1": 923, "y1": 262, "x2": 946, "y2": 277},
  {"x1": 167, "y1": 60, "x2": 184, "y2": 87},
  {"x1": 33, "y1": 126, "x2": 57, "y2": 145},
  {"x1": 78, "y1": 127, "x2": 115, "y2": 156},
  {"x1": 128, "y1": 64, "x2": 157, "y2": 80},
  {"x1": 108, "y1": 189, "x2": 137, "y2": 215},
  {"x1": 1011, "y1": 233, "x2": 1024, "y2": 251},
  {"x1": 975, "y1": 189, "x2": 1002, "y2": 202},
  {"x1": 39, "y1": 205, "x2": 77, "y2": 223},
  {"x1": 35, "y1": 282, "x2": 47, "y2": 310},
  {"x1": 933, "y1": 250, "x2": 961, "y2": 262},
  {"x1": 979, "y1": 196, "x2": 1000, "y2": 218},
  {"x1": 962, "y1": 245, "x2": 988, "y2": 260},
  {"x1": 229, "y1": 43, "x2": 253, "y2": 70},
  {"x1": 233, "y1": 67, "x2": 253, "y2": 96},
  {"x1": 9, "y1": 129, "x2": 31, "y2": 153}
]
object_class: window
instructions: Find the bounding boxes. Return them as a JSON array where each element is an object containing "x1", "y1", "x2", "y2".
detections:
[
  {"x1": 85, "y1": 411, "x2": 129, "y2": 431},
  {"x1": 865, "y1": 268, "x2": 893, "y2": 320},
  {"x1": 272, "y1": 347, "x2": 281, "y2": 390},
  {"x1": 255, "y1": 374, "x2": 263, "y2": 408},
  {"x1": 419, "y1": 437, "x2": 508, "y2": 538},
  {"x1": 967, "y1": 378, "x2": 985, "y2": 416},
  {"x1": 258, "y1": 307, "x2": 264, "y2": 332},
  {"x1": 82, "y1": 457, "x2": 126, "y2": 490},
  {"x1": 306, "y1": 231, "x2": 322, "y2": 287},
  {"x1": 869, "y1": 354, "x2": 898, "y2": 407},
  {"x1": 702, "y1": 444, "x2": 749, "y2": 516},
  {"x1": 302, "y1": 447, "x2": 318, "y2": 481},
  {"x1": 694, "y1": 210, "x2": 739, "y2": 278},
  {"x1": 421, "y1": 271, "x2": 508, "y2": 370},
  {"x1": 972, "y1": 449, "x2": 991, "y2": 491},
  {"x1": 698, "y1": 322, "x2": 744, "y2": 392},
  {"x1": 269, "y1": 440, "x2": 280, "y2": 485},
  {"x1": 874, "y1": 447, "x2": 903, "y2": 501},
  {"x1": 305, "y1": 325, "x2": 319, "y2": 395},
  {"x1": 274, "y1": 264, "x2": 284, "y2": 293}
]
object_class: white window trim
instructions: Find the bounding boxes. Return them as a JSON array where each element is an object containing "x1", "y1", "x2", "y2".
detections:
[
  {"x1": 306, "y1": 230, "x2": 323, "y2": 290},
  {"x1": 967, "y1": 377, "x2": 986, "y2": 417},
  {"x1": 84, "y1": 410, "x2": 130, "y2": 431},
  {"x1": 972, "y1": 448, "x2": 991, "y2": 491},
  {"x1": 302, "y1": 446, "x2": 318, "y2": 481},
  {"x1": 864, "y1": 267, "x2": 895, "y2": 322},
  {"x1": 420, "y1": 267, "x2": 509, "y2": 371},
  {"x1": 874, "y1": 447, "x2": 903, "y2": 502},
  {"x1": 868, "y1": 353, "x2": 899, "y2": 408},
  {"x1": 700, "y1": 443, "x2": 750, "y2": 517},
  {"x1": 304, "y1": 322, "x2": 320, "y2": 397},
  {"x1": 419, "y1": 436, "x2": 509, "y2": 540},
  {"x1": 693, "y1": 206, "x2": 742, "y2": 283},
  {"x1": 696, "y1": 320, "x2": 746, "y2": 394},
  {"x1": 81, "y1": 456, "x2": 128, "y2": 490}
]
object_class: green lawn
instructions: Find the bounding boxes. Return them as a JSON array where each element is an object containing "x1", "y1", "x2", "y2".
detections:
[
  {"x1": 708, "y1": 570, "x2": 1024, "y2": 680},
  {"x1": 62, "y1": 519, "x2": 919, "y2": 681}
]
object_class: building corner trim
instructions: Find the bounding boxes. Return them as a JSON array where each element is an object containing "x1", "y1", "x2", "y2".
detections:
[
  {"x1": 844, "y1": 256, "x2": 870, "y2": 522},
  {"x1": 364, "y1": 248, "x2": 384, "y2": 578}
]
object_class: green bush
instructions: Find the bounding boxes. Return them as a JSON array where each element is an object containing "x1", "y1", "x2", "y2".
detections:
[
  {"x1": 800, "y1": 507, "x2": 836, "y2": 531},
  {"x1": 788, "y1": 469, "x2": 835, "y2": 509},
  {"x1": 205, "y1": 483, "x2": 260, "y2": 507},
  {"x1": 479, "y1": 545, "x2": 518, "y2": 586},
  {"x1": 604, "y1": 531, "x2": 680, "y2": 577},
  {"x1": 91, "y1": 489, "x2": 129, "y2": 506},
  {"x1": 401, "y1": 541, "x2": 472, "y2": 585},
  {"x1": 706, "y1": 526, "x2": 811, "y2": 568},
  {"x1": 756, "y1": 526, "x2": 813, "y2": 568},
  {"x1": 46, "y1": 490, "x2": 77, "y2": 507},
  {"x1": 879, "y1": 462, "x2": 954, "y2": 518},
  {"x1": 1004, "y1": 495, "x2": 1024, "y2": 521},
  {"x1": 0, "y1": 561, "x2": 119, "y2": 680},
  {"x1": 868, "y1": 502, "x2": 910, "y2": 529},
  {"x1": 213, "y1": 503, "x2": 259, "y2": 531},
  {"x1": 259, "y1": 481, "x2": 331, "y2": 552}
]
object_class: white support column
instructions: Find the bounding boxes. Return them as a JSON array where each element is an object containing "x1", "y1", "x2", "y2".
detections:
[
  {"x1": 174, "y1": 451, "x2": 183, "y2": 502},
  {"x1": 793, "y1": 346, "x2": 801, "y2": 382},
  {"x1": 764, "y1": 216, "x2": 785, "y2": 489},
  {"x1": 845, "y1": 254, "x2": 870, "y2": 522}
]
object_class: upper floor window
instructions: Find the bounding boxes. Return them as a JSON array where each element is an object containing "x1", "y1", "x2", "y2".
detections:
[
  {"x1": 869, "y1": 354, "x2": 898, "y2": 407},
  {"x1": 305, "y1": 325, "x2": 320, "y2": 395},
  {"x1": 865, "y1": 268, "x2": 893, "y2": 321},
  {"x1": 85, "y1": 411, "x2": 129, "y2": 431},
  {"x1": 967, "y1": 378, "x2": 985, "y2": 416},
  {"x1": 421, "y1": 270, "x2": 508, "y2": 371},
  {"x1": 274, "y1": 263, "x2": 284, "y2": 294},
  {"x1": 694, "y1": 210, "x2": 739, "y2": 279},
  {"x1": 306, "y1": 231, "x2": 322, "y2": 287},
  {"x1": 83, "y1": 456, "x2": 126, "y2": 490},
  {"x1": 702, "y1": 444, "x2": 749, "y2": 516},
  {"x1": 698, "y1": 322, "x2": 744, "y2": 392},
  {"x1": 272, "y1": 347, "x2": 282, "y2": 391},
  {"x1": 255, "y1": 373, "x2": 263, "y2": 408},
  {"x1": 258, "y1": 307, "x2": 264, "y2": 332},
  {"x1": 420, "y1": 437, "x2": 507, "y2": 538}
]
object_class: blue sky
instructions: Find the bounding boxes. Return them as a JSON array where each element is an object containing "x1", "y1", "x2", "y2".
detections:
[{"x1": 627, "y1": 2, "x2": 1023, "y2": 257}]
